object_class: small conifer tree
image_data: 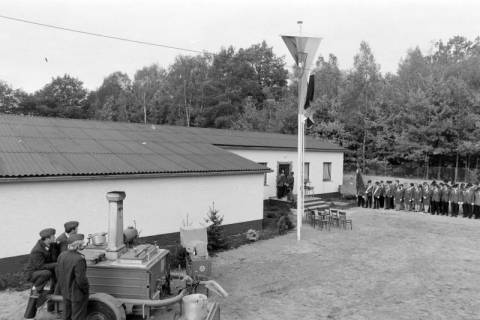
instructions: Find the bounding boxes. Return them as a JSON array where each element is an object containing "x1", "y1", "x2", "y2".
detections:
[{"x1": 205, "y1": 202, "x2": 227, "y2": 251}]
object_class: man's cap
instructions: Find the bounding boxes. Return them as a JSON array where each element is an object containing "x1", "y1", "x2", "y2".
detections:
[
  {"x1": 64, "y1": 221, "x2": 79, "y2": 231},
  {"x1": 39, "y1": 228, "x2": 56, "y2": 238},
  {"x1": 67, "y1": 233, "x2": 85, "y2": 244}
]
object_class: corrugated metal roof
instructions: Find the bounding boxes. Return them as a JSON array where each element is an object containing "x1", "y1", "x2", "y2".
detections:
[{"x1": 0, "y1": 115, "x2": 269, "y2": 179}]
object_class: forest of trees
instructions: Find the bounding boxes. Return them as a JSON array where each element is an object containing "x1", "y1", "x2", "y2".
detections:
[{"x1": 2, "y1": 36, "x2": 480, "y2": 178}]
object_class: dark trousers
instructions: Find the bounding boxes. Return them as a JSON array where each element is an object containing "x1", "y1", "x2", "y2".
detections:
[
  {"x1": 28, "y1": 270, "x2": 53, "y2": 292},
  {"x1": 474, "y1": 205, "x2": 480, "y2": 219},
  {"x1": 374, "y1": 197, "x2": 380, "y2": 209},
  {"x1": 357, "y1": 195, "x2": 365, "y2": 207},
  {"x1": 276, "y1": 186, "x2": 283, "y2": 198},
  {"x1": 379, "y1": 196, "x2": 384, "y2": 208},
  {"x1": 464, "y1": 203, "x2": 473, "y2": 218},
  {"x1": 451, "y1": 203, "x2": 457, "y2": 216},
  {"x1": 366, "y1": 195, "x2": 372, "y2": 208},
  {"x1": 64, "y1": 298, "x2": 88, "y2": 320}
]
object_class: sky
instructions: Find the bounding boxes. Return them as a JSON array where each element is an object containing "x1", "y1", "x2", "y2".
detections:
[{"x1": 1, "y1": 0, "x2": 480, "y2": 93}]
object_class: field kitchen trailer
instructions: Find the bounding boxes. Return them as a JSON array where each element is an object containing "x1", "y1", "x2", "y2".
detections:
[{"x1": 25, "y1": 191, "x2": 227, "y2": 320}]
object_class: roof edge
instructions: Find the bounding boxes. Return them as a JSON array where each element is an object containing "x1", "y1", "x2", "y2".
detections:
[
  {"x1": 0, "y1": 169, "x2": 272, "y2": 183},
  {"x1": 216, "y1": 144, "x2": 345, "y2": 152}
]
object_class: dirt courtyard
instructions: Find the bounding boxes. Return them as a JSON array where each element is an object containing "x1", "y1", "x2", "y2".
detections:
[
  {"x1": 211, "y1": 208, "x2": 480, "y2": 320},
  {"x1": 2, "y1": 207, "x2": 480, "y2": 319}
]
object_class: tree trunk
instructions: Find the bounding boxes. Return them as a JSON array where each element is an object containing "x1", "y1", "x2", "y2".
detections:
[
  {"x1": 437, "y1": 158, "x2": 442, "y2": 181},
  {"x1": 465, "y1": 154, "x2": 469, "y2": 182},
  {"x1": 184, "y1": 79, "x2": 190, "y2": 127},
  {"x1": 425, "y1": 154, "x2": 429, "y2": 180},
  {"x1": 362, "y1": 129, "x2": 366, "y2": 173},
  {"x1": 143, "y1": 92, "x2": 147, "y2": 124},
  {"x1": 454, "y1": 152, "x2": 459, "y2": 183}
]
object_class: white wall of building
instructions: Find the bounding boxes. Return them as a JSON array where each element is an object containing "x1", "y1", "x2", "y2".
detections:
[
  {"x1": 0, "y1": 173, "x2": 264, "y2": 258},
  {"x1": 225, "y1": 148, "x2": 344, "y2": 199}
]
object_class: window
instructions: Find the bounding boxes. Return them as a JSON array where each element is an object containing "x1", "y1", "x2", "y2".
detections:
[
  {"x1": 323, "y1": 162, "x2": 332, "y2": 181},
  {"x1": 258, "y1": 162, "x2": 268, "y2": 186},
  {"x1": 304, "y1": 162, "x2": 310, "y2": 183}
]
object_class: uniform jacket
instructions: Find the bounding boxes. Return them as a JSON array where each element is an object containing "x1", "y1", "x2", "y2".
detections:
[
  {"x1": 365, "y1": 184, "x2": 373, "y2": 196},
  {"x1": 386, "y1": 185, "x2": 394, "y2": 197},
  {"x1": 394, "y1": 187, "x2": 404, "y2": 202},
  {"x1": 464, "y1": 188, "x2": 474, "y2": 203},
  {"x1": 432, "y1": 187, "x2": 441, "y2": 202},
  {"x1": 440, "y1": 186, "x2": 450, "y2": 202},
  {"x1": 404, "y1": 187, "x2": 413, "y2": 201},
  {"x1": 474, "y1": 190, "x2": 480, "y2": 206},
  {"x1": 449, "y1": 188, "x2": 460, "y2": 203},
  {"x1": 423, "y1": 186, "x2": 431, "y2": 201},
  {"x1": 373, "y1": 185, "x2": 382, "y2": 197},
  {"x1": 56, "y1": 251, "x2": 89, "y2": 302},
  {"x1": 24, "y1": 240, "x2": 57, "y2": 278},
  {"x1": 414, "y1": 188, "x2": 423, "y2": 203}
]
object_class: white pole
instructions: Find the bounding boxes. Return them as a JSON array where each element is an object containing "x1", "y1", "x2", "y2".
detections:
[{"x1": 297, "y1": 77, "x2": 304, "y2": 241}]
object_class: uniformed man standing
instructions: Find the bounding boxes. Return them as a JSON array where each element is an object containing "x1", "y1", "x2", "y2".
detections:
[
  {"x1": 449, "y1": 184, "x2": 460, "y2": 217},
  {"x1": 365, "y1": 180, "x2": 373, "y2": 208},
  {"x1": 373, "y1": 182, "x2": 381, "y2": 209},
  {"x1": 431, "y1": 183, "x2": 441, "y2": 215},
  {"x1": 56, "y1": 233, "x2": 89, "y2": 320},
  {"x1": 56, "y1": 221, "x2": 79, "y2": 253},
  {"x1": 24, "y1": 228, "x2": 58, "y2": 295},
  {"x1": 394, "y1": 183, "x2": 403, "y2": 211},
  {"x1": 464, "y1": 184, "x2": 474, "y2": 218},
  {"x1": 474, "y1": 186, "x2": 480, "y2": 219}
]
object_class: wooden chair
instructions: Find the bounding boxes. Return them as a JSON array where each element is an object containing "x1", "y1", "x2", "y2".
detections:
[
  {"x1": 339, "y1": 211, "x2": 352, "y2": 230},
  {"x1": 316, "y1": 210, "x2": 331, "y2": 231},
  {"x1": 329, "y1": 209, "x2": 340, "y2": 228}
]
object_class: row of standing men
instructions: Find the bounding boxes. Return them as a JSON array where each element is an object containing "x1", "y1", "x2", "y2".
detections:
[
  {"x1": 24, "y1": 221, "x2": 89, "y2": 320},
  {"x1": 357, "y1": 180, "x2": 480, "y2": 218}
]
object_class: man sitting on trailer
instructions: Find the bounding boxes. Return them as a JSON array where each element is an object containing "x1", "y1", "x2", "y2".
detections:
[
  {"x1": 56, "y1": 234, "x2": 89, "y2": 320},
  {"x1": 24, "y1": 228, "x2": 58, "y2": 295}
]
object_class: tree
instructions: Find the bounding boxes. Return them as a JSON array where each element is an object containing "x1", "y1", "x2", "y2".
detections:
[
  {"x1": 132, "y1": 64, "x2": 169, "y2": 124},
  {"x1": 34, "y1": 74, "x2": 88, "y2": 118},
  {"x1": 91, "y1": 72, "x2": 133, "y2": 121},
  {"x1": 0, "y1": 81, "x2": 22, "y2": 114}
]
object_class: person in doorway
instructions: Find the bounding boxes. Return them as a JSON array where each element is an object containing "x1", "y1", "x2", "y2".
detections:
[
  {"x1": 286, "y1": 171, "x2": 294, "y2": 196},
  {"x1": 24, "y1": 228, "x2": 58, "y2": 295},
  {"x1": 56, "y1": 234, "x2": 89, "y2": 320},
  {"x1": 276, "y1": 170, "x2": 286, "y2": 199},
  {"x1": 56, "y1": 221, "x2": 79, "y2": 253}
]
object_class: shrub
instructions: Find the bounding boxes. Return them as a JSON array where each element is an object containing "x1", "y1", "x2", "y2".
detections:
[{"x1": 205, "y1": 202, "x2": 228, "y2": 251}]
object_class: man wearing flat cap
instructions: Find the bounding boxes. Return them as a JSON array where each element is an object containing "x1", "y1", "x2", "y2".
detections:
[
  {"x1": 57, "y1": 221, "x2": 79, "y2": 253},
  {"x1": 24, "y1": 228, "x2": 58, "y2": 294},
  {"x1": 56, "y1": 234, "x2": 89, "y2": 320}
]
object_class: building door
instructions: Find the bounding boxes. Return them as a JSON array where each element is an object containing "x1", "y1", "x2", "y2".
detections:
[{"x1": 278, "y1": 162, "x2": 291, "y2": 175}]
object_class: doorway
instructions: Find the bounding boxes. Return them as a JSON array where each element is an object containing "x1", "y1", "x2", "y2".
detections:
[{"x1": 277, "y1": 162, "x2": 292, "y2": 176}]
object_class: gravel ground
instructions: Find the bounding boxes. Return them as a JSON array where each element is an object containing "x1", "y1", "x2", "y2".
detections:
[{"x1": 3, "y1": 207, "x2": 480, "y2": 320}]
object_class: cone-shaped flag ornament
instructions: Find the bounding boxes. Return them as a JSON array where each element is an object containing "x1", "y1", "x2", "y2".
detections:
[{"x1": 281, "y1": 35, "x2": 321, "y2": 125}]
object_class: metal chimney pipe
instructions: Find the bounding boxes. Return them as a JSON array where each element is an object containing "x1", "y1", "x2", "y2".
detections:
[{"x1": 105, "y1": 191, "x2": 126, "y2": 260}]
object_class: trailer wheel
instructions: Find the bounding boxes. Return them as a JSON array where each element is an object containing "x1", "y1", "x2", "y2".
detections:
[{"x1": 87, "y1": 293, "x2": 126, "y2": 320}]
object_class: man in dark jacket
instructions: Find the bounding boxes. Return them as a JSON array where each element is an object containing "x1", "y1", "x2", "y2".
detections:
[
  {"x1": 56, "y1": 221, "x2": 79, "y2": 253},
  {"x1": 56, "y1": 234, "x2": 89, "y2": 320},
  {"x1": 24, "y1": 228, "x2": 57, "y2": 294}
]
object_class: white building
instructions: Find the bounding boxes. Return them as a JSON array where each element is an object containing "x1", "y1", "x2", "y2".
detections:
[{"x1": 0, "y1": 115, "x2": 343, "y2": 272}]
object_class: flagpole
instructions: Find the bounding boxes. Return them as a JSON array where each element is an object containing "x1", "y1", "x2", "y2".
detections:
[
  {"x1": 297, "y1": 74, "x2": 304, "y2": 242},
  {"x1": 280, "y1": 31, "x2": 321, "y2": 242}
]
